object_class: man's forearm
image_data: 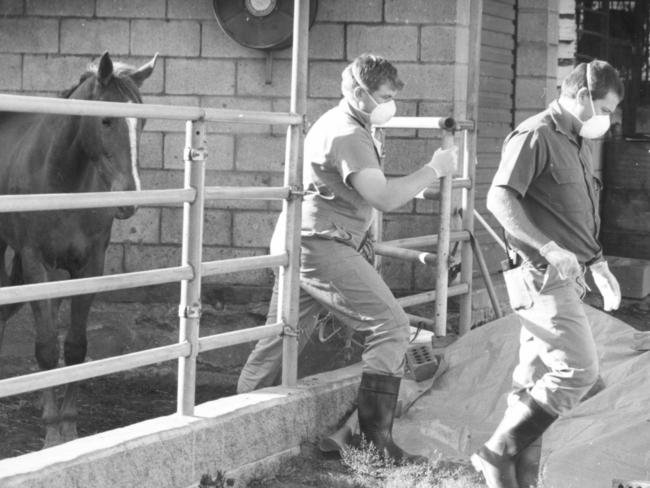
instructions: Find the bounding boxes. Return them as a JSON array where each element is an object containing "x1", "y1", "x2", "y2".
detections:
[
  {"x1": 486, "y1": 186, "x2": 550, "y2": 251},
  {"x1": 383, "y1": 166, "x2": 438, "y2": 210}
]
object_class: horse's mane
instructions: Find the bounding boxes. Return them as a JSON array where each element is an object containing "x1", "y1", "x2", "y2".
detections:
[{"x1": 58, "y1": 60, "x2": 143, "y2": 103}]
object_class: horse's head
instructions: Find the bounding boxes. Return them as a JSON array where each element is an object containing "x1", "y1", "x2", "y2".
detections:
[{"x1": 66, "y1": 52, "x2": 157, "y2": 219}]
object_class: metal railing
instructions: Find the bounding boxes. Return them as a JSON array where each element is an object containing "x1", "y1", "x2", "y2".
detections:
[
  {"x1": 0, "y1": 0, "x2": 498, "y2": 429},
  {"x1": 0, "y1": 1, "x2": 310, "y2": 416},
  {"x1": 374, "y1": 117, "x2": 477, "y2": 336},
  {"x1": 374, "y1": 112, "x2": 501, "y2": 333}
]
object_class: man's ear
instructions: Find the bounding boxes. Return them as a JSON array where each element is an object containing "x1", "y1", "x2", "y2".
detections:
[{"x1": 576, "y1": 86, "x2": 591, "y2": 104}]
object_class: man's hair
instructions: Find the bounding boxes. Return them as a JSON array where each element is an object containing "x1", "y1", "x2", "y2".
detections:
[
  {"x1": 341, "y1": 53, "x2": 405, "y2": 96},
  {"x1": 560, "y1": 60, "x2": 624, "y2": 101}
]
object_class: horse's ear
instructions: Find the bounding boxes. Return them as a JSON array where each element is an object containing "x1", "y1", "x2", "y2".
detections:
[
  {"x1": 97, "y1": 52, "x2": 114, "y2": 86},
  {"x1": 131, "y1": 52, "x2": 158, "y2": 87}
]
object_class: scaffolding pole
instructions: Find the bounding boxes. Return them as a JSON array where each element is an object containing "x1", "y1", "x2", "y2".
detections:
[
  {"x1": 434, "y1": 129, "x2": 457, "y2": 336},
  {"x1": 372, "y1": 121, "x2": 469, "y2": 337},
  {"x1": 177, "y1": 120, "x2": 206, "y2": 415},
  {"x1": 458, "y1": 0, "x2": 484, "y2": 335},
  {"x1": 280, "y1": 0, "x2": 309, "y2": 387}
]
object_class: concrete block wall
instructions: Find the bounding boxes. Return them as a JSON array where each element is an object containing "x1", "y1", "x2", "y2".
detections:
[
  {"x1": 514, "y1": 0, "x2": 560, "y2": 125},
  {"x1": 0, "y1": 0, "x2": 476, "y2": 296},
  {"x1": 555, "y1": 0, "x2": 608, "y2": 179},
  {"x1": 476, "y1": 1, "x2": 568, "y2": 278},
  {"x1": 473, "y1": 0, "x2": 517, "y2": 276},
  {"x1": 558, "y1": 0, "x2": 577, "y2": 85}
]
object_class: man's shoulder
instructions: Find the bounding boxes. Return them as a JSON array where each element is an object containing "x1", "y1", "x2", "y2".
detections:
[
  {"x1": 305, "y1": 107, "x2": 372, "y2": 159},
  {"x1": 309, "y1": 106, "x2": 369, "y2": 144},
  {"x1": 312, "y1": 105, "x2": 363, "y2": 131},
  {"x1": 514, "y1": 109, "x2": 555, "y2": 135},
  {"x1": 506, "y1": 109, "x2": 557, "y2": 146}
]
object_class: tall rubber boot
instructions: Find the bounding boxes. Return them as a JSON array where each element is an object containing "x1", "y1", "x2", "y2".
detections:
[
  {"x1": 357, "y1": 372, "x2": 427, "y2": 464},
  {"x1": 470, "y1": 392, "x2": 557, "y2": 488}
]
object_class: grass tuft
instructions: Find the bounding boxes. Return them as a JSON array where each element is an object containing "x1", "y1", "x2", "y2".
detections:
[{"x1": 339, "y1": 437, "x2": 485, "y2": 488}]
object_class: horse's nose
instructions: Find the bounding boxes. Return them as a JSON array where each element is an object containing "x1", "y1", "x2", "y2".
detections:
[
  {"x1": 108, "y1": 165, "x2": 140, "y2": 219},
  {"x1": 110, "y1": 175, "x2": 137, "y2": 193},
  {"x1": 116, "y1": 205, "x2": 137, "y2": 220}
]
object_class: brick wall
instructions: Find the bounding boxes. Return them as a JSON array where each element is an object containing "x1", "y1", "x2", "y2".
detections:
[
  {"x1": 474, "y1": 0, "x2": 517, "y2": 276},
  {"x1": 0, "y1": 0, "x2": 481, "y2": 296},
  {"x1": 558, "y1": 0, "x2": 577, "y2": 86},
  {"x1": 476, "y1": 1, "x2": 566, "y2": 279},
  {"x1": 555, "y1": 1, "x2": 611, "y2": 179},
  {"x1": 514, "y1": 0, "x2": 559, "y2": 125}
]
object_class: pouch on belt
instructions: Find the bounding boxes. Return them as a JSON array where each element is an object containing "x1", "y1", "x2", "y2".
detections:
[{"x1": 502, "y1": 259, "x2": 534, "y2": 311}]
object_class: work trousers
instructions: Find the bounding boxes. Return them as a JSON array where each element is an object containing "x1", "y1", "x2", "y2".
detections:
[
  {"x1": 510, "y1": 264, "x2": 599, "y2": 416},
  {"x1": 237, "y1": 236, "x2": 410, "y2": 394}
]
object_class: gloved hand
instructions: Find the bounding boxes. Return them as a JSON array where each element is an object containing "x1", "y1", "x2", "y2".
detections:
[
  {"x1": 539, "y1": 240, "x2": 580, "y2": 280},
  {"x1": 425, "y1": 145, "x2": 458, "y2": 178},
  {"x1": 589, "y1": 260, "x2": 621, "y2": 311}
]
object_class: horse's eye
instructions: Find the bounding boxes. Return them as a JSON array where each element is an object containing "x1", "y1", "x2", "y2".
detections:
[{"x1": 101, "y1": 118, "x2": 112, "y2": 126}]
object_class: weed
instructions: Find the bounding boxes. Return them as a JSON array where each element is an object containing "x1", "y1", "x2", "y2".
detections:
[
  {"x1": 339, "y1": 437, "x2": 484, "y2": 488},
  {"x1": 199, "y1": 470, "x2": 235, "y2": 488}
]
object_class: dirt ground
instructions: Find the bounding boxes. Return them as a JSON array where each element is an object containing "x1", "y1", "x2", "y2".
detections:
[{"x1": 0, "y1": 288, "x2": 648, "y2": 486}]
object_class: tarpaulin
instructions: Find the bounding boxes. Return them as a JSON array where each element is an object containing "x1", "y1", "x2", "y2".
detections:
[{"x1": 393, "y1": 305, "x2": 650, "y2": 487}]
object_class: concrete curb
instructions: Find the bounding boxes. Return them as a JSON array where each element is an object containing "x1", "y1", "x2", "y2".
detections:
[{"x1": 0, "y1": 364, "x2": 361, "y2": 488}]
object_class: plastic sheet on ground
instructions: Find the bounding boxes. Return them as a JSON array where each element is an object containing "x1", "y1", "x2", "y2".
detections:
[{"x1": 393, "y1": 305, "x2": 650, "y2": 487}]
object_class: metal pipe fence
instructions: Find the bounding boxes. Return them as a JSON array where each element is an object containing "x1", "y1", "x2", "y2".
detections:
[
  {"x1": 0, "y1": 95, "x2": 299, "y2": 407},
  {"x1": 0, "y1": 93, "x2": 302, "y2": 126},
  {"x1": 372, "y1": 119, "x2": 477, "y2": 337},
  {"x1": 0, "y1": 0, "x2": 485, "y2": 426},
  {"x1": 0, "y1": 107, "x2": 476, "y2": 412},
  {"x1": 0, "y1": 1, "x2": 310, "y2": 415}
]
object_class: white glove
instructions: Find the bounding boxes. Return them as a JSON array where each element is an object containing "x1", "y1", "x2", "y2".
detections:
[
  {"x1": 426, "y1": 145, "x2": 458, "y2": 178},
  {"x1": 539, "y1": 241, "x2": 580, "y2": 280},
  {"x1": 590, "y1": 260, "x2": 621, "y2": 311}
]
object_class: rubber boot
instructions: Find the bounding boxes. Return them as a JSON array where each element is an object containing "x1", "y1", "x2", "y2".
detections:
[
  {"x1": 319, "y1": 409, "x2": 359, "y2": 453},
  {"x1": 471, "y1": 392, "x2": 556, "y2": 488},
  {"x1": 357, "y1": 372, "x2": 427, "y2": 464}
]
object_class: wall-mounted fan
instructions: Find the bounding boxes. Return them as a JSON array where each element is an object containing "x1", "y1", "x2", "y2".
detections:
[{"x1": 213, "y1": 0, "x2": 318, "y2": 51}]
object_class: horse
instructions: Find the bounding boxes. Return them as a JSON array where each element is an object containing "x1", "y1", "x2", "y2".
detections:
[{"x1": 0, "y1": 52, "x2": 156, "y2": 447}]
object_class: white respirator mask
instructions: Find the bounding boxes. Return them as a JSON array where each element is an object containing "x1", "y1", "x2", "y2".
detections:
[
  {"x1": 364, "y1": 89, "x2": 396, "y2": 126},
  {"x1": 353, "y1": 71, "x2": 396, "y2": 125},
  {"x1": 579, "y1": 64, "x2": 611, "y2": 139}
]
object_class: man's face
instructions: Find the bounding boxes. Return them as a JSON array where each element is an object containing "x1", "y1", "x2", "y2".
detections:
[
  {"x1": 577, "y1": 88, "x2": 621, "y2": 122},
  {"x1": 355, "y1": 82, "x2": 398, "y2": 114}
]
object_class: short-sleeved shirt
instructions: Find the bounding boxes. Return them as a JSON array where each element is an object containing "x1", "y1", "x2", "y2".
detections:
[
  {"x1": 491, "y1": 100, "x2": 603, "y2": 266},
  {"x1": 301, "y1": 99, "x2": 382, "y2": 249}
]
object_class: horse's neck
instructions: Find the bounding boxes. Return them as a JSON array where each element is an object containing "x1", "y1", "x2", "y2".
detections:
[
  {"x1": 39, "y1": 80, "x2": 100, "y2": 192},
  {"x1": 36, "y1": 115, "x2": 94, "y2": 192},
  {"x1": 0, "y1": 113, "x2": 81, "y2": 193}
]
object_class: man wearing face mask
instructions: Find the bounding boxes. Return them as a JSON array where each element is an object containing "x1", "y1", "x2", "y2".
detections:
[
  {"x1": 237, "y1": 53, "x2": 457, "y2": 463},
  {"x1": 471, "y1": 60, "x2": 624, "y2": 487}
]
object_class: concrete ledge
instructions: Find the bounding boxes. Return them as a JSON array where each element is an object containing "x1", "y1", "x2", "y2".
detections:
[{"x1": 0, "y1": 364, "x2": 361, "y2": 488}]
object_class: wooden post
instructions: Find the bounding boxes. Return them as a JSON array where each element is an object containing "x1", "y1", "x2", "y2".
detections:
[
  {"x1": 280, "y1": 0, "x2": 308, "y2": 387},
  {"x1": 177, "y1": 119, "x2": 206, "y2": 415}
]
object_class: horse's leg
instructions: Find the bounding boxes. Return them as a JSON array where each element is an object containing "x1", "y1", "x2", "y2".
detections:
[
  {"x1": 0, "y1": 240, "x2": 25, "y2": 322},
  {"x1": 20, "y1": 248, "x2": 63, "y2": 447},
  {"x1": 0, "y1": 239, "x2": 11, "y2": 287},
  {"x1": 59, "y1": 250, "x2": 104, "y2": 442},
  {"x1": 58, "y1": 293, "x2": 94, "y2": 442}
]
